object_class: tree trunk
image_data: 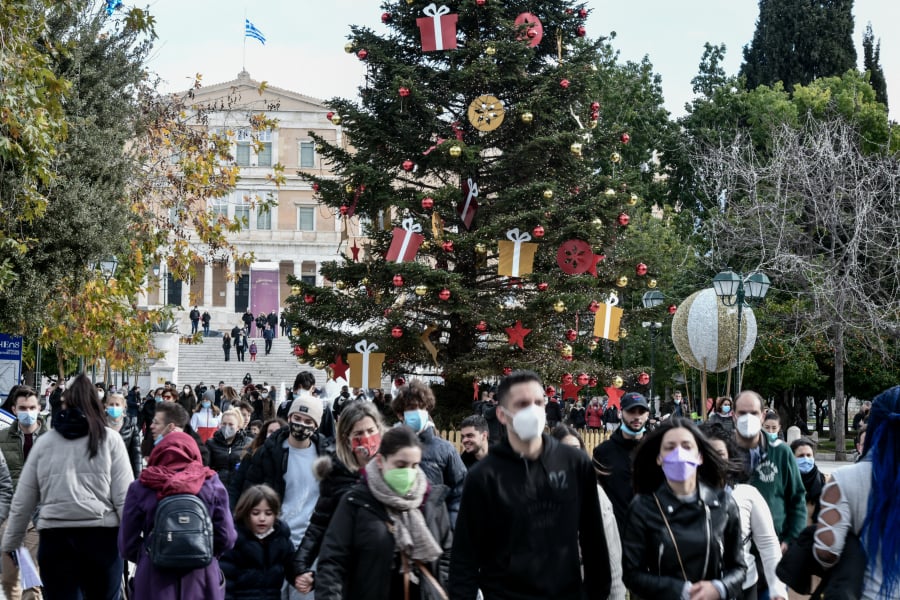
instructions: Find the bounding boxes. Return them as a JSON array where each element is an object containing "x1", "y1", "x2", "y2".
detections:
[{"x1": 833, "y1": 326, "x2": 847, "y2": 460}]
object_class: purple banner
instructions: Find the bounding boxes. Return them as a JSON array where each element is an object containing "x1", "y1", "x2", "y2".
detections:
[{"x1": 250, "y1": 265, "x2": 280, "y2": 338}]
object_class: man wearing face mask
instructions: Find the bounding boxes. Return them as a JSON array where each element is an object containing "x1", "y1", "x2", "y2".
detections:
[
  {"x1": 592, "y1": 392, "x2": 650, "y2": 533},
  {"x1": 390, "y1": 380, "x2": 467, "y2": 527},
  {"x1": 150, "y1": 402, "x2": 210, "y2": 467},
  {"x1": 450, "y1": 370, "x2": 611, "y2": 600},
  {"x1": 0, "y1": 386, "x2": 39, "y2": 600},
  {"x1": 733, "y1": 390, "x2": 806, "y2": 552}
]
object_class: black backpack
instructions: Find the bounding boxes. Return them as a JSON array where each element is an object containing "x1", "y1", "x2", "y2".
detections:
[{"x1": 148, "y1": 493, "x2": 213, "y2": 570}]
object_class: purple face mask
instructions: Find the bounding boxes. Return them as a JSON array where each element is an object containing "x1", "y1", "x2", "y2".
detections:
[{"x1": 661, "y1": 446, "x2": 701, "y2": 483}]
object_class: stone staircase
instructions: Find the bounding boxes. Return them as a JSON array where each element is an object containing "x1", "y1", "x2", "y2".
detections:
[{"x1": 177, "y1": 336, "x2": 329, "y2": 392}]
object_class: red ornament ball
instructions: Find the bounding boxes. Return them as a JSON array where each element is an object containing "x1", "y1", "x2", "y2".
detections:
[
  {"x1": 401, "y1": 160, "x2": 414, "y2": 171},
  {"x1": 357, "y1": 49, "x2": 368, "y2": 60},
  {"x1": 441, "y1": 240, "x2": 454, "y2": 252},
  {"x1": 562, "y1": 373, "x2": 574, "y2": 385},
  {"x1": 527, "y1": 28, "x2": 538, "y2": 39},
  {"x1": 399, "y1": 86, "x2": 410, "y2": 97},
  {"x1": 638, "y1": 372, "x2": 650, "y2": 385},
  {"x1": 293, "y1": 345, "x2": 304, "y2": 357},
  {"x1": 303, "y1": 293, "x2": 315, "y2": 305},
  {"x1": 588, "y1": 300, "x2": 600, "y2": 313},
  {"x1": 617, "y1": 213, "x2": 630, "y2": 226},
  {"x1": 391, "y1": 326, "x2": 403, "y2": 339},
  {"x1": 565, "y1": 328, "x2": 577, "y2": 341},
  {"x1": 636, "y1": 262, "x2": 648, "y2": 276},
  {"x1": 395, "y1": 377, "x2": 406, "y2": 387},
  {"x1": 560, "y1": 79, "x2": 570, "y2": 89},
  {"x1": 668, "y1": 304, "x2": 678, "y2": 315},
  {"x1": 476, "y1": 0, "x2": 486, "y2": 4},
  {"x1": 475, "y1": 321, "x2": 488, "y2": 332},
  {"x1": 439, "y1": 288, "x2": 451, "y2": 301},
  {"x1": 502, "y1": 367, "x2": 512, "y2": 376},
  {"x1": 381, "y1": 12, "x2": 392, "y2": 23},
  {"x1": 392, "y1": 274, "x2": 404, "y2": 287},
  {"x1": 339, "y1": 205, "x2": 349, "y2": 215},
  {"x1": 576, "y1": 25, "x2": 586, "y2": 37},
  {"x1": 532, "y1": 225, "x2": 545, "y2": 238},
  {"x1": 537, "y1": 282, "x2": 549, "y2": 292},
  {"x1": 325, "y1": 111, "x2": 334, "y2": 121},
  {"x1": 591, "y1": 110, "x2": 600, "y2": 120},
  {"x1": 590, "y1": 101, "x2": 600, "y2": 111},
  {"x1": 421, "y1": 197, "x2": 434, "y2": 210},
  {"x1": 577, "y1": 372, "x2": 590, "y2": 386},
  {"x1": 620, "y1": 132, "x2": 631, "y2": 144},
  {"x1": 579, "y1": 8, "x2": 588, "y2": 18},
  {"x1": 588, "y1": 376, "x2": 599, "y2": 387},
  {"x1": 312, "y1": 183, "x2": 320, "y2": 192}
]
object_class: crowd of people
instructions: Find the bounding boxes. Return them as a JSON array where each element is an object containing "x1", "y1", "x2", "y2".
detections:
[{"x1": 0, "y1": 369, "x2": 893, "y2": 600}]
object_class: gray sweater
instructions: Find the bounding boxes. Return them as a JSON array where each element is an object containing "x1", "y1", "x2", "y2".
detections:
[{"x1": 0, "y1": 427, "x2": 133, "y2": 551}]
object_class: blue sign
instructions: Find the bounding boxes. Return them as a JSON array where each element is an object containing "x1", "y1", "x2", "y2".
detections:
[{"x1": 0, "y1": 334, "x2": 23, "y2": 400}]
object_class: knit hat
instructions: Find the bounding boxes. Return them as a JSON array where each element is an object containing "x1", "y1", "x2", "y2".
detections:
[
  {"x1": 289, "y1": 396, "x2": 323, "y2": 426},
  {"x1": 202, "y1": 388, "x2": 216, "y2": 404}
]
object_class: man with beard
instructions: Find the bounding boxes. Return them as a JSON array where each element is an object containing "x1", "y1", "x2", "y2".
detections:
[
  {"x1": 459, "y1": 414, "x2": 489, "y2": 468},
  {"x1": 592, "y1": 392, "x2": 649, "y2": 533}
]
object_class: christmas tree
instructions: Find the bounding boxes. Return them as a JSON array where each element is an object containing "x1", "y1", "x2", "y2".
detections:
[{"x1": 286, "y1": 0, "x2": 670, "y2": 394}]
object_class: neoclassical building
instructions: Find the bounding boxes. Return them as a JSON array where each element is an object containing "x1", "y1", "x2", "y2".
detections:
[{"x1": 145, "y1": 71, "x2": 354, "y2": 331}]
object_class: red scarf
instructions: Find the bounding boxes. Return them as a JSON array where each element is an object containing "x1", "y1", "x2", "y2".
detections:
[{"x1": 139, "y1": 432, "x2": 215, "y2": 499}]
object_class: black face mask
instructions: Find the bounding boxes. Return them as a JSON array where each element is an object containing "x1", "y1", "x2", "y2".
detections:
[{"x1": 290, "y1": 422, "x2": 315, "y2": 441}]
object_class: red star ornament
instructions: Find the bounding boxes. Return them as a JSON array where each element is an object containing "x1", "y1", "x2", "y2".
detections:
[
  {"x1": 587, "y1": 253, "x2": 606, "y2": 277},
  {"x1": 604, "y1": 387, "x2": 625, "y2": 409},
  {"x1": 505, "y1": 320, "x2": 532, "y2": 350},
  {"x1": 562, "y1": 383, "x2": 584, "y2": 401},
  {"x1": 329, "y1": 354, "x2": 350, "y2": 381}
]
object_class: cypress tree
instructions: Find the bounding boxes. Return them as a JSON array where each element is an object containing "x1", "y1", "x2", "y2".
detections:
[{"x1": 863, "y1": 23, "x2": 888, "y2": 106}]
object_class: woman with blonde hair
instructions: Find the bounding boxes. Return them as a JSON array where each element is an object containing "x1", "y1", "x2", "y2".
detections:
[
  {"x1": 293, "y1": 401, "x2": 386, "y2": 593},
  {"x1": 206, "y1": 408, "x2": 251, "y2": 489}
]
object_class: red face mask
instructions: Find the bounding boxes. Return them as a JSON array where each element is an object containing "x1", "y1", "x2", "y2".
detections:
[{"x1": 351, "y1": 433, "x2": 382, "y2": 459}]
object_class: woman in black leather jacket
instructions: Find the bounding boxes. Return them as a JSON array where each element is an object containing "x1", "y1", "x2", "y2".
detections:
[{"x1": 621, "y1": 417, "x2": 746, "y2": 600}]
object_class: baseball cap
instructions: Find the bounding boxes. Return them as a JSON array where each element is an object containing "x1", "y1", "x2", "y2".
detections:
[
  {"x1": 621, "y1": 392, "x2": 649, "y2": 412},
  {"x1": 289, "y1": 396, "x2": 323, "y2": 426}
]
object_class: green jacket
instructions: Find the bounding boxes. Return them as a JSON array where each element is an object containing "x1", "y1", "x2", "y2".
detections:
[
  {"x1": 0, "y1": 418, "x2": 49, "y2": 488},
  {"x1": 749, "y1": 437, "x2": 807, "y2": 543}
]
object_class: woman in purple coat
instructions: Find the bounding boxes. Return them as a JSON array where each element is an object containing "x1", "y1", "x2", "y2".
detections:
[{"x1": 119, "y1": 431, "x2": 237, "y2": 599}]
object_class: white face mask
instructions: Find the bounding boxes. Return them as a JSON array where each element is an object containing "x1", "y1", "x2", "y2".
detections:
[
  {"x1": 505, "y1": 404, "x2": 546, "y2": 442},
  {"x1": 97, "y1": 390, "x2": 105, "y2": 400},
  {"x1": 736, "y1": 413, "x2": 762, "y2": 439},
  {"x1": 220, "y1": 425, "x2": 236, "y2": 439}
]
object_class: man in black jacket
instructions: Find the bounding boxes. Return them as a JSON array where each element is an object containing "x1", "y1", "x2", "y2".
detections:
[
  {"x1": 449, "y1": 370, "x2": 611, "y2": 600},
  {"x1": 592, "y1": 391, "x2": 649, "y2": 532},
  {"x1": 241, "y1": 309, "x2": 253, "y2": 335},
  {"x1": 189, "y1": 306, "x2": 200, "y2": 334}
]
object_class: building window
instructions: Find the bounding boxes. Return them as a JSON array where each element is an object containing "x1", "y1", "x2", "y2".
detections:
[
  {"x1": 234, "y1": 191, "x2": 250, "y2": 226},
  {"x1": 256, "y1": 206, "x2": 272, "y2": 230},
  {"x1": 299, "y1": 141, "x2": 315, "y2": 168},
  {"x1": 297, "y1": 206, "x2": 315, "y2": 231},
  {"x1": 235, "y1": 143, "x2": 251, "y2": 166},
  {"x1": 300, "y1": 275, "x2": 316, "y2": 286},
  {"x1": 210, "y1": 197, "x2": 228, "y2": 218},
  {"x1": 257, "y1": 130, "x2": 273, "y2": 167}
]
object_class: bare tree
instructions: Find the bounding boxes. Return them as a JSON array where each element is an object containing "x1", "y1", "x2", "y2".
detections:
[{"x1": 693, "y1": 117, "x2": 900, "y2": 459}]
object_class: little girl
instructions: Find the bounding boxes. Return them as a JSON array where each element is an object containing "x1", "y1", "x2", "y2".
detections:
[
  {"x1": 220, "y1": 485, "x2": 295, "y2": 600},
  {"x1": 249, "y1": 340, "x2": 258, "y2": 362}
]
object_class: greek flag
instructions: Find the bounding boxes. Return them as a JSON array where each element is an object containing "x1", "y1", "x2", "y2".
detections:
[{"x1": 245, "y1": 19, "x2": 266, "y2": 45}]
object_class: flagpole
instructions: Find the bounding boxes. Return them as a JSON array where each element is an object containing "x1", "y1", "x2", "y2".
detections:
[{"x1": 242, "y1": 9, "x2": 247, "y2": 71}]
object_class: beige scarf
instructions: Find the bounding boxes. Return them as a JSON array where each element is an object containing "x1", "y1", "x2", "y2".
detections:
[{"x1": 365, "y1": 460, "x2": 443, "y2": 565}]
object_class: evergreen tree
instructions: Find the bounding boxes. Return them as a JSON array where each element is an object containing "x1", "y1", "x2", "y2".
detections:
[
  {"x1": 741, "y1": 0, "x2": 856, "y2": 91},
  {"x1": 862, "y1": 22, "x2": 888, "y2": 106},
  {"x1": 285, "y1": 1, "x2": 670, "y2": 389}
]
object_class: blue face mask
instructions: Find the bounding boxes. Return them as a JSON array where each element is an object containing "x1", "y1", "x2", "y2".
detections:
[
  {"x1": 796, "y1": 456, "x2": 815, "y2": 474},
  {"x1": 154, "y1": 433, "x2": 165, "y2": 446},
  {"x1": 155, "y1": 396, "x2": 163, "y2": 403},
  {"x1": 202, "y1": 401, "x2": 211, "y2": 409},
  {"x1": 764, "y1": 431, "x2": 779, "y2": 443},
  {"x1": 721, "y1": 405, "x2": 732, "y2": 414},
  {"x1": 620, "y1": 421, "x2": 646, "y2": 436},
  {"x1": 106, "y1": 406, "x2": 124, "y2": 419},
  {"x1": 403, "y1": 409, "x2": 428, "y2": 433},
  {"x1": 17, "y1": 410, "x2": 38, "y2": 427}
]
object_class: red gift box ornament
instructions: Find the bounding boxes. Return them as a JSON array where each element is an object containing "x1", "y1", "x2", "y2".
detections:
[
  {"x1": 458, "y1": 178, "x2": 479, "y2": 230},
  {"x1": 417, "y1": 4, "x2": 458, "y2": 52},
  {"x1": 385, "y1": 217, "x2": 424, "y2": 263}
]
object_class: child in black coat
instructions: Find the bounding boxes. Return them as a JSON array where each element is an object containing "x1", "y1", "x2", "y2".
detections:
[{"x1": 220, "y1": 485, "x2": 295, "y2": 600}]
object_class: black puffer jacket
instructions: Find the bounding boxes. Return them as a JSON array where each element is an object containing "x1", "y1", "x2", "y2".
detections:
[
  {"x1": 293, "y1": 454, "x2": 360, "y2": 576},
  {"x1": 114, "y1": 416, "x2": 143, "y2": 478},
  {"x1": 621, "y1": 482, "x2": 746, "y2": 599},
  {"x1": 592, "y1": 428, "x2": 641, "y2": 531},
  {"x1": 235, "y1": 428, "x2": 333, "y2": 499},
  {"x1": 206, "y1": 430, "x2": 251, "y2": 488},
  {"x1": 316, "y1": 483, "x2": 452, "y2": 600},
  {"x1": 220, "y1": 519, "x2": 295, "y2": 600}
]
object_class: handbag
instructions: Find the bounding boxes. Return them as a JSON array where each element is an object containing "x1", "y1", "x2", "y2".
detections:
[
  {"x1": 776, "y1": 524, "x2": 866, "y2": 600},
  {"x1": 401, "y1": 552, "x2": 448, "y2": 600}
]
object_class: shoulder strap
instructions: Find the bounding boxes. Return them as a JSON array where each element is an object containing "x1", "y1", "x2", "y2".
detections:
[
  {"x1": 414, "y1": 559, "x2": 448, "y2": 600},
  {"x1": 653, "y1": 493, "x2": 688, "y2": 581}
]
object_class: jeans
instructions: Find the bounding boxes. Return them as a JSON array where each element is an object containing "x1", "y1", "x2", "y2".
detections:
[
  {"x1": 191, "y1": 320, "x2": 199, "y2": 334},
  {"x1": 38, "y1": 527, "x2": 122, "y2": 600},
  {"x1": 265, "y1": 339, "x2": 273, "y2": 354},
  {"x1": 203, "y1": 324, "x2": 210, "y2": 336}
]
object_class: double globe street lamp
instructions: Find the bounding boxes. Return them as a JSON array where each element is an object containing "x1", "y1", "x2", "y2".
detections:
[
  {"x1": 711, "y1": 269, "x2": 770, "y2": 394},
  {"x1": 641, "y1": 290, "x2": 665, "y2": 416}
]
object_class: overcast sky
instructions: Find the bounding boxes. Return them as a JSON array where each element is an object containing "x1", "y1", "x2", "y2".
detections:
[{"x1": 145, "y1": 0, "x2": 899, "y2": 119}]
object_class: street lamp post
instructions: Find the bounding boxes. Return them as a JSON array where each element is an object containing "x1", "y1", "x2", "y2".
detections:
[
  {"x1": 642, "y1": 290, "x2": 664, "y2": 416},
  {"x1": 712, "y1": 269, "x2": 770, "y2": 394}
]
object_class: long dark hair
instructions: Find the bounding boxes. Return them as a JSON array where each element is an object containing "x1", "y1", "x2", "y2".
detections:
[
  {"x1": 632, "y1": 417, "x2": 728, "y2": 494},
  {"x1": 861, "y1": 385, "x2": 900, "y2": 599},
  {"x1": 62, "y1": 374, "x2": 107, "y2": 458}
]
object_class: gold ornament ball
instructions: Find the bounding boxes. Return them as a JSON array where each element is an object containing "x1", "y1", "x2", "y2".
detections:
[
  {"x1": 344, "y1": 184, "x2": 355, "y2": 194},
  {"x1": 415, "y1": 285, "x2": 428, "y2": 296},
  {"x1": 360, "y1": 277, "x2": 369, "y2": 286},
  {"x1": 592, "y1": 217, "x2": 603, "y2": 228},
  {"x1": 290, "y1": 327, "x2": 300, "y2": 336},
  {"x1": 521, "y1": 111, "x2": 534, "y2": 124},
  {"x1": 560, "y1": 344, "x2": 573, "y2": 358},
  {"x1": 589, "y1": 119, "x2": 598, "y2": 129},
  {"x1": 331, "y1": 114, "x2": 342, "y2": 125},
  {"x1": 313, "y1": 359, "x2": 327, "y2": 370},
  {"x1": 335, "y1": 280, "x2": 346, "y2": 290},
  {"x1": 315, "y1": 143, "x2": 324, "y2": 152},
  {"x1": 543, "y1": 189, "x2": 554, "y2": 200},
  {"x1": 570, "y1": 142, "x2": 583, "y2": 156},
  {"x1": 307, "y1": 343, "x2": 319, "y2": 356},
  {"x1": 344, "y1": 42, "x2": 355, "y2": 54},
  {"x1": 474, "y1": 243, "x2": 487, "y2": 254},
  {"x1": 448, "y1": 145, "x2": 463, "y2": 158},
  {"x1": 485, "y1": 46, "x2": 496, "y2": 56},
  {"x1": 613, "y1": 376, "x2": 624, "y2": 388},
  {"x1": 604, "y1": 188, "x2": 616, "y2": 196},
  {"x1": 648, "y1": 279, "x2": 658, "y2": 289},
  {"x1": 616, "y1": 275, "x2": 629, "y2": 287},
  {"x1": 610, "y1": 152, "x2": 621, "y2": 163},
  {"x1": 553, "y1": 300, "x2": 566, "y2": 313},
  {"x1": 297, "y1": 356, "x2": 309, "y2": 365},
  {"x1": 420, "y1": 240, "x2": 431, "y2": 251},
  {"x1": 291, "y1": 285, "x2": 301, "y2": 295},
  {"x1": 588, "y1": 340, "x2": 599, "y2": 351},
  {"x1": 628, "y1": 193, "x2": 639, "y2": 206},
  {"x1": 619, "y1": 327, "x2": 628, "y2": 339}
]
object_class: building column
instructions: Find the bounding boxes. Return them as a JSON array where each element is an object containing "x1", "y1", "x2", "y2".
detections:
[
  {"x1": 293, "y1": 261, "x2": 302, "y2": 281},
  {"x1": 225, "y1": 263, "x2": 236, "y2": 313},
  {"x1": 180, "y1": 274, "x2": 191, "y2": 308},
  {"x1": 203, "y1": 262, "x2": 213, "y2": 307}
]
